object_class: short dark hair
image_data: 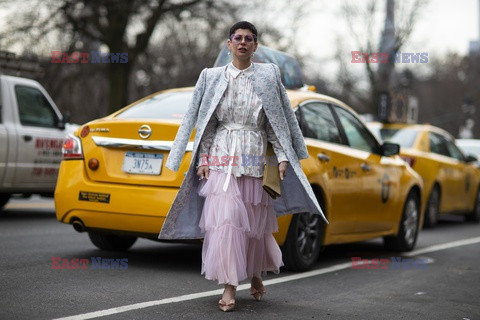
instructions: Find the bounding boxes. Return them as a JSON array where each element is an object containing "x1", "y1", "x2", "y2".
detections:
[{"x1": 229, "y1": 21, "x2": 258, "y2": 40}]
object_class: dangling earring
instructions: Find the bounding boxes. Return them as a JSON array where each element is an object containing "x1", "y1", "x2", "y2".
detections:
[{"x1": 228, "y1": 51, "x2": 231, "y2": 55}]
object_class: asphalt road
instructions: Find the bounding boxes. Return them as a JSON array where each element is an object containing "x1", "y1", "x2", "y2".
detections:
[{"x1": 1, "y1": 196, "x2": 479, "y2": 320}]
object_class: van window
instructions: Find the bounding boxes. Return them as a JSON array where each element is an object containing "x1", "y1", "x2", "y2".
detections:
[{"x1": 15, "y1": 85, "x2": 57, "y2": 127}]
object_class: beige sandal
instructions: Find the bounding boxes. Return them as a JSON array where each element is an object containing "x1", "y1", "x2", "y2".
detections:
[
  {"x1": 250, "y1": 277, "x2": 266, "y2": 301},
  {"x1": 218, "y1": 299, "x2": 236, "y2": 312}
]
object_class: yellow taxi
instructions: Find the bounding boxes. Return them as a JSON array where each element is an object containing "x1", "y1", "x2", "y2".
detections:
[
  {"x1": 367, "y1": 122, "x2": 480, "y2": 227},
  {"x1": 55, "y1": 88, "x2": 425, "y2": 271}
]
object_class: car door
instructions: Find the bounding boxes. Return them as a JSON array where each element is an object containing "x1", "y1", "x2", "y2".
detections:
[
  {"x1": 332, "y1": 105, "x2": 400, "y2": 232},
  {"x1": 9, "y1": 82, "x2": 64, "y2": 188},
  {"x1": 295, "y1": 101, "x2": 359, "y2": 234},
  {"x1": 444, "y1": 138, "x2": 473, "y2": 211},
  {"x1": 429, "y1": 132, "x2": 460, "y2": 212},
  {"x1": 0, "y1": 88, "x2": 7, "y2": 185}
]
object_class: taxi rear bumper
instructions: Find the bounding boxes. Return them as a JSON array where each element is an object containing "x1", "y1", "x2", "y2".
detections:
[{"x1": 54, "y1": 160, "x2": 176, "y2": 236}]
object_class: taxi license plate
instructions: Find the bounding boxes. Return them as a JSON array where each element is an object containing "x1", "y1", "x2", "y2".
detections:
[{"x1": 122, "y1": 152, "x2": 163, "y2": 175}]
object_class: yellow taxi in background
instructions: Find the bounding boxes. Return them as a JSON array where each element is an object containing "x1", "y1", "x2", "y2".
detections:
[
  {"x1": 367, "y1": 122, "x2": 480, "y2": 227},
  {"x1": 55, "y1": 88, "x2": 425, "y2": 271}
]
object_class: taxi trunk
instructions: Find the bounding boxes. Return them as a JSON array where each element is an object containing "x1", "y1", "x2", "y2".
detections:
[
  {"x1": 80, "y1": 120, "x2": 191, "y2": 188},
  {"x1": 54, "y1": 118, "x2": 193, "y2": 238}
]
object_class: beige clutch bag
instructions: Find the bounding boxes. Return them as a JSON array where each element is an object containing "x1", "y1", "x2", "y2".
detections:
[{"x1": 262, "y1": 143, "x2": 281, "y2": 199}]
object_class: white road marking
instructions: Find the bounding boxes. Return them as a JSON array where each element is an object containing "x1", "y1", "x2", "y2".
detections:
[
  {"x1": 52, "y1": 236, "x2": 480, "y2": 320},
  {"x1": 403, "y1": 236, "x2": 480, "y2": 257},
  {"x1": 5, "y1": 202, "x2": 54, "y2": 209}
]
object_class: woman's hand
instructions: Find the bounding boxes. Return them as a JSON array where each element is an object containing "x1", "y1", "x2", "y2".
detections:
[
  {"x1": 279, "y1": 161, "x2": 288, "y2": 180},
  {"x1": 197, "y1": 165, "x2": 209, "y2": 180}
]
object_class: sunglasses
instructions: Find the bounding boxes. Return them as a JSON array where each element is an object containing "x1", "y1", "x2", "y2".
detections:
[{"x1": 229, "y1": 34, "x2": 257, "y2": 44}]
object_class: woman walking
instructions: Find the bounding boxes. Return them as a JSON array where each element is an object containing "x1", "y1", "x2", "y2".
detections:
[{"x1": 159, "y1": 21, "x2": 327, "y2": 312}]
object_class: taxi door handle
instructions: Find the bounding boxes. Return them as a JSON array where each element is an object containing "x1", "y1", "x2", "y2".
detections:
[
  {"x1": 23, "y1": 135, "x2": 32, "y2": 142},
  {"x1": 317, "y1": 153, "x2": 330, "y2": 162},
  {"x1": 361, "y1": 163, "x2": 371, "y2": 171}
]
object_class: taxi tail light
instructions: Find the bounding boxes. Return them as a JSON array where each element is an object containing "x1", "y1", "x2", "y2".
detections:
[
  {"x1": 62, "y1": 134, "x2": 84, "y2": 159},
  {"x1": 400, "y1": 155, "x2": 416, "y2": 167}
]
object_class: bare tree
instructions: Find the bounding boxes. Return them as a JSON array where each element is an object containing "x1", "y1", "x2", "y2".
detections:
[
  {"x1": 332, "y1": 38, "x2": 369, "y2": 110},
  {"x1": 341, "y1": 0, "x2": 427, "y2": 113},
  {"x1": 0, "y1": 0, "x2": 227, "y2": 114},
  {"x1": 413, "y1": 52, "x2": 480, "y2": 138},
  {"x1": 132, "y1": 4, "x2": 239, "y2": 100},
  {"x1": 0, "y1": 0, "x2": 240, "y2": 123}
]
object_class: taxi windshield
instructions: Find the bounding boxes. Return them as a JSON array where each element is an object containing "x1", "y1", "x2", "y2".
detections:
[
  {"x1": 375, "y1": 128, "x2": 419, "y2": 148},
  {"x1": 116, "y1": 91, "x2": 192, "y2": 120}
]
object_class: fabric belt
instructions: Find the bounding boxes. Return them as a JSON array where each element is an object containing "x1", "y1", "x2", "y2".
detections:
[{"x1": 220, "y1": 123, "x2": 262, "y2": 192}]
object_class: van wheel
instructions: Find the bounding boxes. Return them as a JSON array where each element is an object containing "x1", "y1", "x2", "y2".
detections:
[
  {"x1": 88, "y1": 231, "x2": 137, "y2": 251},
  {"x1": 282, "y1": 211, "x2": 325, "y2": 271},
  {"x1": 423, "y1": 186, "x2": 440, "y2": 228},
  {"x1": 384, "y1": 191, "x2": 420, "y2": 252},
  {"x1": 0, "y1": 193, "x2": 11, "y2": 210},
  {"x1": 465, "y1": 188, "x2": 480, "y2": 222}
]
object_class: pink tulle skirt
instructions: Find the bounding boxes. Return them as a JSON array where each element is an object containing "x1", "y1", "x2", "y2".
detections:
[{"x1": 198, "y1": 170, "x2": 283, "y2": 286}]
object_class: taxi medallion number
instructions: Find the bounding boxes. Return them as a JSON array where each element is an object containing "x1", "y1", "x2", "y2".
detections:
[{"x1": 122, "y1": 152, "x2": 163, "y2": 175}]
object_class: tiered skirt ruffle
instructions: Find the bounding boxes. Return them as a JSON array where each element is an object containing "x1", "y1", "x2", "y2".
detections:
[{"x1": 198, "y1": 170, "x2": 283, "y2": 286}]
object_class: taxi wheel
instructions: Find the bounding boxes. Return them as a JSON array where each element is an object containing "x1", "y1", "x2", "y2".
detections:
[
  {"x1": 282, "y1": 211, "x2": 325, "y2": 272},
  {"x1": 384, "y1": 191, "x2": 420, "y2": 252},
  {"x1": 465, "y1": 188, "x2": 480, "y2": 222},
  {"x1": 0, "y1": 193, "x2": 11, "y2": 210},
  {"x1": 423, "y1": 186, "x2": 440, "y2": 228},
  {"x1": 88, "y1": 231, "x2": 137, "y2": 251}
]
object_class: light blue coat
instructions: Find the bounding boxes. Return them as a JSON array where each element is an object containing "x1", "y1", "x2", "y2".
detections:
[{"x1": 158, "y1": 63, "x2": 327, "y2": 240}]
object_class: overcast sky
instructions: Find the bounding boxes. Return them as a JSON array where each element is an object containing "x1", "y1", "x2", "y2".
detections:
[
  {"x1": 224, "y1": 0, "x2": 478, "y2": 81},
  {"x1": 300, "y1": 0, "x2": 479, "y2": 56},
  {"x1": 413, "y1": 0, "x2": 478, "y2": 54},
  {"x1": 0, "y1": 0, "x2": 477, "y2": 76},
  {"x1": 286, "y1": 0, "x2": 479, "y2": 80}
]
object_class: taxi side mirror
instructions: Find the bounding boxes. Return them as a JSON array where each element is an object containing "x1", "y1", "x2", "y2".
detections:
[
  {"x1": 381, "y1": 142, "x2": 400, "y2": 157},
  {"x1": 465, "y1": 154, "x2": 478, "y2": 163}
]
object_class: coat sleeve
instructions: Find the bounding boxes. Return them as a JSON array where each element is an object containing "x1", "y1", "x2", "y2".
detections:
[
  {"x1": 165, "y1": 68, "x2": 207, "y2": 172},
  {"x1": 272, "y1": 64, "x2": 309, "y2": 160}
]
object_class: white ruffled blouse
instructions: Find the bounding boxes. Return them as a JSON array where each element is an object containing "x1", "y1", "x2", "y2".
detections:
[{"x1": 197, "y1": 62, "x2": 287, "y2": 181}]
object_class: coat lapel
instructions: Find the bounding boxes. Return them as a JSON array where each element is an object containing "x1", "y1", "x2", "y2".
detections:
[
  {"x1": 206, "y1": 77, "x2": 228, "y2": 122},
  {"x1": 251, "y1": 67, "x2": 270, "y2": 114}
]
